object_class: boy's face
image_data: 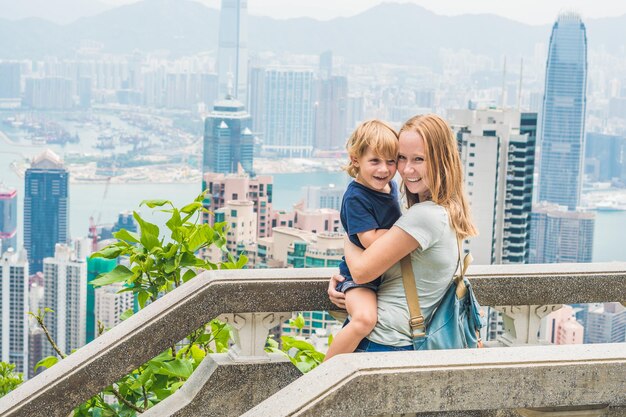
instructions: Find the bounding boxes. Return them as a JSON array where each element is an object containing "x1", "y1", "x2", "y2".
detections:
[{"x1": 352, "y1": 147, "x2": 397, "y2": 192}]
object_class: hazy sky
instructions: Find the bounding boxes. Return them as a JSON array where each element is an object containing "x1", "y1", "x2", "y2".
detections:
[{"x1": 103, "y1": 0, "x2": 626, "y2": 25}]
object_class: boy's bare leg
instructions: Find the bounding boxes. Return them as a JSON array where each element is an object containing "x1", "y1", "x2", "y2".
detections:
[{"x1": 324, "y1": 287, "x2": 377, "y2": 361}]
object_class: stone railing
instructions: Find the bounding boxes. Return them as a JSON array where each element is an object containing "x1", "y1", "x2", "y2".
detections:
[{"x1": 0, "y1": 263, "x2": 624, "y2": 417}]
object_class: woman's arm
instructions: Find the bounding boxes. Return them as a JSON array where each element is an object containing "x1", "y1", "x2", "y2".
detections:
[{"x1": 345, "y1": 225, "x2": 420, "y2": 284}]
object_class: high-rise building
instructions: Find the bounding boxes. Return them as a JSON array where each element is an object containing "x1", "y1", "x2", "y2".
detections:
[
  {"x1": 529, "y1": 203, "x2": 595, "y2": 263},
  {"x1": 23, "y1": 77, "x2": 73, "y2": 109},
  {"x1": 211, "y1": 200, "x2": 257, "y2": 267},
  {"x1": 94, "y1": 282, "x2": 134, "y2": 332},
  {"x1": 585, "y1": 303, "x2": 625, "y2": 344},
  {"x1": 585, "y1": 132, "x2": 626, "y2": 183},
  {"x1": 24, "y1": 150, "x2": 69, "y2": 274},
  {"x1": 86, "y1": 257, "x2": 117, "y2": 343},
  {"x1": 0, "y1": 248, "x2": 29, "y2": 377},
  {"x1": 203, "y1": 172, "x2": 272, "y2": 239},
  {"x1": 203, "y1": 97, "x2": 254, "y2": 175},
  {"x1": 302, "y1": 184, "x2": 344, "y2": 212},
  {"x1": 538, "y1": 13, "x2": 587, "y2": 210},
  {"x1": 248, "y1": 67, "x2": 265, "y2": 134},
  {"x1": 0, "y1": 184, "x2": 17, "y2": 252},
  {"x1": 449, "y1": 108, "x2": 537, "y2": 265},
  {"x1": 41, "y1": 244, "x2": 87, "y2": 359},
  {"x1": 217, "y1": 0, "x2": 248, "y2": 104},
  {"x1": 263, "y1": 68, "x2": 315, "y2": 157},
  {"x1": 0, "y1": 62, "x2": 21, "y2": 99},
  {"x1": 314, "y1": 76, "x2": 348, "y2": 151}
]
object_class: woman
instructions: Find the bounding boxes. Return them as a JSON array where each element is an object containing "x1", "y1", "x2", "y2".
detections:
[{"x1": 328, "y1": 114, "x2": 478, "y2": 352}]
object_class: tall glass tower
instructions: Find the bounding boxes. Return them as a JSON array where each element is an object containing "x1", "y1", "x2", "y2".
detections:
[
  {"x1": 217, "y1": 0, "x2": 248, "y2": 105},
  {"x1": 203, "y1": 97, "x2": 254, "y2": 176},
  {"x1": 538, "y1": 13, "x2": 587, "y2": 210},
  {"x1": 24, "y1": 150, "x2": 69, "y2": 273}
]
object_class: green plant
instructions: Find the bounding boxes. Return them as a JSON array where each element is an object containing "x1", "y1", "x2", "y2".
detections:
[
  {"x1": 0, "y1": 361, "x2": 23, "y2": 398},
  {"x1": 266, "y1": 313, "x2": 326, "y2": 373},
  {"x1": 34, "y1": 194, "x2": 246, "y2": 415}
]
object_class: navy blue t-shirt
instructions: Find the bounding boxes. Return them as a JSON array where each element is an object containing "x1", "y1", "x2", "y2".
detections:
[{"x1": 339, "y1": 180, "x2": 402, "y2": 279}]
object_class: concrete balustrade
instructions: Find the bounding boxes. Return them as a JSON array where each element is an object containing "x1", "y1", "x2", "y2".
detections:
[
  {"x1": 0, "y1": 263, "x2": 624, "y2": 417},
  {"x1": 244, "y1": 344, "x2": 626, "y2": 417}
]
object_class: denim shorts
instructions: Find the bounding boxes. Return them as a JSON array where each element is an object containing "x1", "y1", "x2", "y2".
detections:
[
  {"x1": 336, "y1": 276, "x2": 382, "y2": 293},
  {"x1": 354, "y1": 337, "x2": 413, "y2": 352}
]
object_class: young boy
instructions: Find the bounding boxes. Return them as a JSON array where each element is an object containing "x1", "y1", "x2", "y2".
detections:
[{"x1": 324, "y1": 119, "x2": 401, "y2": 360}]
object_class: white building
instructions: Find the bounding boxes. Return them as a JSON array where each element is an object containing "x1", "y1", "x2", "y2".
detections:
[
  {"x1": 95, "y1": 282, "x2": 134, "y2": 332},
  {"x1": 0, "y1": 248, "x2": 29, "y2": 376},
  {"x1": 263, "y1": 68, "x2": 315, "y2": 157},
  {"x1": 211, "y1": 200, "x2": 258, "y2": 267},
  {"x1": 448, "y1": 108, "x2": 537, "y2": 265},
  {"x1": 42, "y1": 244, "x2": 87, "y2": 358},
  {"x1": 302, "y1": 184, "x2": 344, "y2": 212}
]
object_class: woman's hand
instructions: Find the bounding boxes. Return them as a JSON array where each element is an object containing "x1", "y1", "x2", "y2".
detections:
[{"x1": 327, "y1": 274, "x2": 346, "y2": 309}]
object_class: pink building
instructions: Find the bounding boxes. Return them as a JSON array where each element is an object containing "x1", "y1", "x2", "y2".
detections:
[
  {"x1": 270, "y1": 202, "x2": 340, "y2": 234},
  {"x1": 543, "y1": 305, "x2": 584, "y2": 345},
  {"x1": 203, "y1": 172, "x2": 273, "y2": 238}
]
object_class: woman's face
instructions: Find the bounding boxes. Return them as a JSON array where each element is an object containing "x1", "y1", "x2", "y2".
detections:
[{"x1": 398, "y1": 130, "x2": 430, "y2": 200}]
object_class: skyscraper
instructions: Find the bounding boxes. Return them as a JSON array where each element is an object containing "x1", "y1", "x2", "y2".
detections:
[
  {"x1": 203, "y1": 97, "x2": 254, "y2": 175},
  {"x1": 449, "y1": 108, "x2": 537, "y2": 265},
  {"x1": 0, "y1": 184, "x2": 17, "y2": 252},
  {"x1": 0, "y1": 248, "x2": 29, "y2": 377},
  {"x1": 529, "y1": 203, "x2": 595, "y2": 263},
  {"x1": 24, "y1": 150, "x2": 69, "y2": 273},
  {"x1": 0, "y1": 62, "x2": 21, "y2": 99},
  {"x1": 217, "y1": 0, "x2": 248, "y2": 104},
  {"x1": 41, "y1": 244, "x2": 87, "y2": 359},
  {"x1": 538, "y1": 13, "x2": 587, "y2": 210},
  {"x1": 314, "y1": 76, "x2": 348, "y2": 151},
  {"x1": 263, "y1": 68, "x2": 315, "y2": 157}
]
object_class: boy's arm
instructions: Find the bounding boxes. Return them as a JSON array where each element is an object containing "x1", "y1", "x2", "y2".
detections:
[{"x1": 357, "y1": 229, "x2": 388, "y2": 248}]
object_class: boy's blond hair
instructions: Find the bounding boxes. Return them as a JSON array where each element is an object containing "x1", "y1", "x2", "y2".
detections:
[{"x1": 344, "y1": 119, "x2": 399, "y2": 178}]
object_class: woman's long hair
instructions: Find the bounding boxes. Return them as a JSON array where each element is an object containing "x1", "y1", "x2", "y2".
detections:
[{"x1": 400, "y1": 114, "x2": 478, "y2": 239}]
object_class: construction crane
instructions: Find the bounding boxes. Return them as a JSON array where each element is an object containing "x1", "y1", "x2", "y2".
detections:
[{"x1": 89, "y1": 177, "x2": 112, "y2": 252}]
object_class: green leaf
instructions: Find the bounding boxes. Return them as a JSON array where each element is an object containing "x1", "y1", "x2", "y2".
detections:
[
  {"x1": 90, "y1": 265, "x2": 134, "y2": 288},
  {"x1": 35, "y1": 355, "x2": 59, "y2": 371},
  {"x1": 179, "y1": 252, "x2": 198, "y2": 267},
  {"x1": 189, "y1": 344, "x2": 206, "y2": 363},
  {"x1": 181, "y1": 269, "x2": 196, "y2": 283},
  {"x1": 140, "y1": 199, "x2": 171, "y2": 208},
  {"x1": 235, "y1": 254, "x2": 248, "y2": 269},
  {"x1": 120, "y1": 308, "x2": 134, "y2": 321},
  {"x1": 187, "y1": 229, "x2": 206, "y2": 252},
  {"x1": 44, "y1": 307, "x2": 54, "y2": 313},
  {"x1": 291, "y1": 313, "x2": 306, "y2": 330},
  {"x1": 165, "y1": 209, "x2": 182, "y2": 232},
  {"x1": 157, "y1": 358, "x2": 194, "y2": 379},
  {"x1": 180, "y1": 202, "x2": 203, "y2": 214},
  {"x1": 163, "y1": 243, "x2": 180, "y2": 258},
  {"x1": 133, "y1": 211, "x2": 161, "y2": 250},
  {"x1": 295, "y1": 361, "x2": 315, "y2": 373},
  {"x1": 89, "y1": 245, "x2": 122, "y2": 259},
  {"x1": 113, "y1": 229, "x2": 140, "y2": 244},
  {"x1": 137, "y1": 290, "x2": 151, "y2": 309}
]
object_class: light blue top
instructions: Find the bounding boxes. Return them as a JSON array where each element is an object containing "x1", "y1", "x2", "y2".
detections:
[{"x1": 367, "y1": 201, "x2": 458, "y2": 347}]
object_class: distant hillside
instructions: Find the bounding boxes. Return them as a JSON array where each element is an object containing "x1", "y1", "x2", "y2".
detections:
[
  {"x1": 0, "y1": 0, "x2": 111, "y2": 24},
  {"x1": 0, "y1": 1, "x2": 625, "y2": 65}
]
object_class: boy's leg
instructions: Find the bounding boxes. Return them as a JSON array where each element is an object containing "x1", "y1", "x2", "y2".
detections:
[{"x1": 324, "y1": 287, "x2": 377, "y2": 361}]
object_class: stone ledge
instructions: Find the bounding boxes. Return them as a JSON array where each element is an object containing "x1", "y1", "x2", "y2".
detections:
[
  {"x1": 0, "y1": 264, "x2": 624, "y2": 417},
  {"x1": 244, "y1": 344, "x2": 626, "y2": 417}
]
